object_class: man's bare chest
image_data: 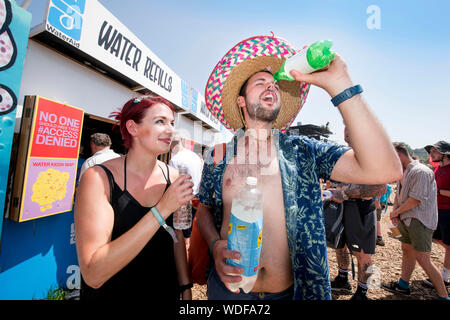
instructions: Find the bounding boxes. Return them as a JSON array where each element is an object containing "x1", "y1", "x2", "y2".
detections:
[{"x1": 221, "y1": 154, "x2": 285, "y2": 235}]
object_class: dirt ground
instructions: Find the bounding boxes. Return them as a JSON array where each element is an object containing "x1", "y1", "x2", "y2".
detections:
[{"x1": 191, "y1": 205, "x2": 447, "y2": 300}]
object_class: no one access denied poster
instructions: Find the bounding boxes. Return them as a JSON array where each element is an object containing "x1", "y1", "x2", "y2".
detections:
[{"x1": 18, "y1": 97, "x2": 84, "y2": 222}]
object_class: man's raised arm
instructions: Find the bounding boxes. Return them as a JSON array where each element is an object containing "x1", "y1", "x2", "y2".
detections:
[{"x1": 290, "y1": 55, "x2": 402, "y2": 185}]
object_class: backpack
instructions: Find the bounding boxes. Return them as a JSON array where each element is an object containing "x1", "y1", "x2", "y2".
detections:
[
  {"x1": 323, "y1": 199, "x2": 357, "y2": 278},
  {"x1": 323, "y1": 200, "x2": 345, "y2": 249}
]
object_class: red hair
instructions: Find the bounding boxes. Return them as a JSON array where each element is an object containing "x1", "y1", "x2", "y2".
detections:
[{"x1": 110, "y1": 94, "x2": 175, "y2": 149}]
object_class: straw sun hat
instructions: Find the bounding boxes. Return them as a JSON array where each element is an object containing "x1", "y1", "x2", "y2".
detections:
[{"x1": 205, "y1": 35, "x2": 310, "y2": 132}]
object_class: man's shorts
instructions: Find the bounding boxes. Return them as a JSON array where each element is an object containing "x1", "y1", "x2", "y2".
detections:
[
  {"x1": 397, "y1": 218, "x2": 434, "y2": 252},
  {"x1": 432, "y1": 209, "x2": 450, "y2": 246},
  {"x1": 336, "y1": 200, "x2": 376, "y2": 254}
]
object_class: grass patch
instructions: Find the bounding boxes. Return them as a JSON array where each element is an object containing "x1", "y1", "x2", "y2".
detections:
[{"x1": 34, "y1": 286, "x2": 68, "y2": 300}]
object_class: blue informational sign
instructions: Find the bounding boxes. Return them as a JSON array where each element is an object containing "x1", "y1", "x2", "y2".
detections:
[
  {"x1": 191, "y1": 88, "x2": 198, "y2": 114},
  {"x1": 180, "y1": 79, "x2": 189, "y2": 111},
  {"x1": 0, "y1": 0, "x2": 31, "y2": 243}
]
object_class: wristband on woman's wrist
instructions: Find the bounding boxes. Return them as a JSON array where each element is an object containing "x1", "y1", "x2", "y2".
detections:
[{"x1": 150, "y1": 207, "x2": 178, "y2": 243}]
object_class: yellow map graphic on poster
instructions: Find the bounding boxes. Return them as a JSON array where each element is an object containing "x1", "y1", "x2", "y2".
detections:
[{"x1": 31, "y1": 168, "x2": 70, "y2": 212}]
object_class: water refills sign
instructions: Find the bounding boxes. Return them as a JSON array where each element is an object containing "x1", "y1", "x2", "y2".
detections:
[
  {"x1": 44, "y1": 0, "x2": 181, "y2": 107},
  {"x1": 226, "y1": 214, "x2": 263, "y2": 277}
]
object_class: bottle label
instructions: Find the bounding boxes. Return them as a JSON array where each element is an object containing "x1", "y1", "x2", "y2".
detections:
[
  {"x1": 285, "y1": 48, "x2": 316, "y2": 74},
  {"x1": 226, "y1": 213, "x2": 263, "y2": 277}
]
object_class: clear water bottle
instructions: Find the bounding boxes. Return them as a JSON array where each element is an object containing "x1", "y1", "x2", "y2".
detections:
[
  {"x1": 273, "y1": 40, "x2": 336, "y2": 81},
  {"x1": 173, "y1": 166, "x2": 192, "y2": 230},
  {"x1": 227, "y1": 177, "x2": 263, "y2": 293}
]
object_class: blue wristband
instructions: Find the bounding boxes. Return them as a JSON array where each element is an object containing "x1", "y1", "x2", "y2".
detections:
[
  {"x1": 150, "y1": 207, "x2": 178, "y2": 243},
  {"x1": 331, "y1": 85, "x2": 363, "y2": 107}
]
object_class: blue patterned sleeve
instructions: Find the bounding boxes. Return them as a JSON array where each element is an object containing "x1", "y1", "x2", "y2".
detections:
[
  {"x1": 197, "y1": 149, "x2": 215, "y2": 207},
  {"x1": 310, "y1": 139, "x2": 350, "y2": 180}
]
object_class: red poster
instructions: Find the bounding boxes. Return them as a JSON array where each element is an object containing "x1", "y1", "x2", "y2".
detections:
[
  {"x1": 30, "y1": 97, "x2": 84, "y2": 159},
  {"x1": 18, "y1": 96, "x2": 84, "y2": 221}
]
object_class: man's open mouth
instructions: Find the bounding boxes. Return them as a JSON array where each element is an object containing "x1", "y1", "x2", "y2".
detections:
[{"x1": 261, "y1": 91, "x2": 277, "y2": 103}]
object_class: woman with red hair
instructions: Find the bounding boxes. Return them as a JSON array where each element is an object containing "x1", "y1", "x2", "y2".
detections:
[{"x1": 75, "y1": 95, "x2": 194, "y2": 300}]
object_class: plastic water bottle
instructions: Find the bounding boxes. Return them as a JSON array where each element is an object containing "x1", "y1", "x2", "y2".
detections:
[
  {"x1": 227, "y1": 177, "x2": 263, "y2": 293},
  {"x1": 173, "y1": 166, "x2": 192, "y2": 230},
  {"x1": 273, "y1": 40, "x2": 336, "y2": 81}
]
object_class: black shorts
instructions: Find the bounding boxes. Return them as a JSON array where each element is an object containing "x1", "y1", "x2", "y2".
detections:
[
  {"x1": 433, "y1": 209, "x2": 450, "y2": 246},
  {"x1": 336, "y1": 200, "x2": 377, "y2": 254}
]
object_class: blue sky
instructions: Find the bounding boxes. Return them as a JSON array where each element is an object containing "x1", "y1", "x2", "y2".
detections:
[{"x1": 20, "y1": 0, "x2": 450, "y2": 149}]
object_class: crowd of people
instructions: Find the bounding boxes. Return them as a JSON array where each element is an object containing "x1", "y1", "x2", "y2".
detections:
[
  {"x1": 325, "y1": 141, "x2": 450, "y2": 300},
  {"x1": 73, "y1": 34, "x2": 449, "y2": 301}
]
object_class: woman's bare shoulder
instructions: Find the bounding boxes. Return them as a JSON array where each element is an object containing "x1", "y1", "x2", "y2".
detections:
[{"x1": 79, "y1": 165, "x2": 111, "y2": 195}]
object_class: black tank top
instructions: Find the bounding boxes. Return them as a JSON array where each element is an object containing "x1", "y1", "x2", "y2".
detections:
[{"x1": 80, "y1": 158, "x2": 179, "y2": 300}]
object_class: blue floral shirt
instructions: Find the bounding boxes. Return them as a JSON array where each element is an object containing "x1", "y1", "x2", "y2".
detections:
[{"x1": 198, "y1": 130, "x2": 349, "y2": 300}]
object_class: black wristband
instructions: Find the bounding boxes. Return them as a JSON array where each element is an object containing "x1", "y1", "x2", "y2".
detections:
[
  {"x1": 437, "y1": 189, "x2": 441, "y2": 196},
  {"x1": 331, "y1": 85, "x2": 363, "y2": 107}
]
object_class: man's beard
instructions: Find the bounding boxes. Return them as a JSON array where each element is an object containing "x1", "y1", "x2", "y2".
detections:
[
  {"x1": 431, "y1": 154, "x2": 444, "y2": 163},
  {"x1": 246, "y1": 100, "x2": 280, "y2": 123}
]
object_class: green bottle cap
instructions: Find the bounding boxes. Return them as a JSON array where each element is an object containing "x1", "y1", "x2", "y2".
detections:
[
  {"x1": 273, "y1": 62, "x2": 291, "y2": 82},
  {"x1": 306, "y1": 40, "x2": 336, "y2": 70},
  {"x1": 273, "y1": 40, "x2": 336, "y2": 82}
]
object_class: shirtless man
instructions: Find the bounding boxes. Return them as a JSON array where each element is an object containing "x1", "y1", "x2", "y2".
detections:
[
  {"x1": 219, "y1": 125, "x2": 294, "y2": 294},
  {"x1": 197, "y1": 35, "x2": 402, "y2": 300}
]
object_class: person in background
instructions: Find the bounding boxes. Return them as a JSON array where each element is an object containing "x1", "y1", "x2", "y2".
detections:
[
  {"x1": 169, "y1": 133, "x2": 203, "y2": 239},
  {"x1": 374, "y1": 197, "x2": 384, "y2": 246},
  {"x1": 374, "y1": 184, "x2": 392, "y2": 246},
  {"x1": 424, "y1": 141, "x2": 450, "y2": 289},
  {"x1": 78, "y1": 133, "x2": 120, "y2": 182},
  {"x1": 381, "y1": 143, "x2": 449, "y2": 300},
  {"x1": 75, "y1": 95, "x2": 194, "y2": 300},
  {"x1": 328, "y1": 127, "x2": 387, "y2": 301}
]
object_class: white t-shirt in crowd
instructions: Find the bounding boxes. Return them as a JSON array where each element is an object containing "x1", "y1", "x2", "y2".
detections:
[
  {"x1": 78, "y1": 148, "x2": 121, "y2": 182},
  {"x1": 169, "y1": 149, "x2": 203, "y2": 195}
]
